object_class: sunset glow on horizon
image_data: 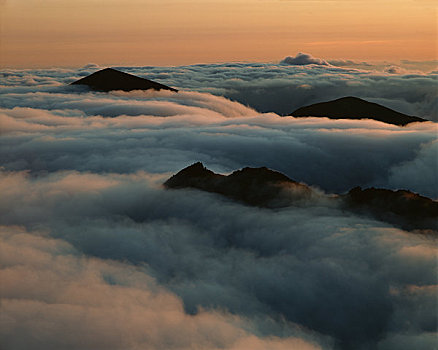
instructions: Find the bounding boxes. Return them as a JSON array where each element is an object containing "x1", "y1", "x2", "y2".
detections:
[{"x1": 1, "y1": 0, "x2": 436, "y2": 67}]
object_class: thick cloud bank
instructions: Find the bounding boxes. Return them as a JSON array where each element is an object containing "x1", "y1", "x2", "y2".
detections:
[
  {"x1": 0, "y1": 95, "x2": 436, "y2": 197},
  {"x1": 119, "y1": 60, "x2": 436, "y2": 119},
  {"x1": 0, "y1": 66, "x2": 437, "y2": 350},
  {"x1": 2, "y1": 59, "x2": 437, "y2": 120},
  {"x1": 0, "y1": 226, "x2": 322, "y2": 350},
  {"x1": 281, "y1": 53, "x2": 330, "y2": 66},
  {"x1": 0, "y1": 170, "x2": 436, "y2": 350}
]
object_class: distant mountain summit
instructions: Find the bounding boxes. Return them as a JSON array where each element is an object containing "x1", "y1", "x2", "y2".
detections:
[
  {"x1": 165, "y1": 163, "x2": 438, "y2": 232},
  {"x1": 290, "y1": 96, "x2": 426, "y2": 126},
  {"x1": 71, "y1": 68, "x2": 178, "y2": 92}
]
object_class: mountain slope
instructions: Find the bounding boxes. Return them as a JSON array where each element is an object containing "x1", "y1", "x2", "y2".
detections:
[
  {"x1": 290, "y1": 96, "x2": 426, "y2": 126},
  {"x1": 343, "y1": 186, "x2": 438, "y2": 231},
  {"x1": 71, "y1": 68, "x2": 178, "y2": 92},
  {"x1": 165, "y1": 163, "x2": 438, "y2": 232}
]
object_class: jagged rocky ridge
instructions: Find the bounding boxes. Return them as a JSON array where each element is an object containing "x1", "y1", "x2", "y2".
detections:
[
  {"x1": 290, "y1": 96, "x2": 426, "y2": 126},
  {"x1": 165, "y1": 162, "x2": 438, "y2": 232},
  {"x1": 164, "y1": 162, "x2": 312, "y2": 207},
  {"x1": 71, "y1": 68, "x2": 178, "y2": 92}
]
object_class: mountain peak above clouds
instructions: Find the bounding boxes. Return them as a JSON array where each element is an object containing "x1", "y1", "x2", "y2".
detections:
[
  {"x1": 71, "y1": 68, "x2": 178, "y2": 92},
  {"x1": 164, "y1": 163, "x2": 312, "y2": 207},
  {"x1": 165, "y1": 163, "x2": 438, "y2": 232},
  {"x1": 290, "y1": 96, "x2": 426, "y2": 126},
  {"x1": 164, "y1": 162, "x2": 220, "y2": 188}
]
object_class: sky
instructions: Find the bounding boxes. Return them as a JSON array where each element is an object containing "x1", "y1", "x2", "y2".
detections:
[
  {"x1": 1, "y1": 3, "x2": 437, "y2": 349},
  {"x1": 1, "y1": 0, "x2": 437, "y2": 67}
]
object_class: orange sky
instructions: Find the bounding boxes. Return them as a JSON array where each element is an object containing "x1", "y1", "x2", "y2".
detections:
[{"x1": 0, "y1": 0, "x2": 436, "y2": 67}]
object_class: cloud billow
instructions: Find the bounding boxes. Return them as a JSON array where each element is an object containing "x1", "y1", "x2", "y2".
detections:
[
  {"x1": 0, "y1": 169, "x2": 436, "y2": 350},
  {"x1": 0, "y1": 65, "x2": 437, "y2": 350},
  {"x1": 281, "y1": 52, "x2": 330, "y2": 66},
  {"x1": 0, "y1": 100, "x2": 436, "y2": 197},
  {"x1": 2, "y1": 60, "x2": 437, "y2": 120}
]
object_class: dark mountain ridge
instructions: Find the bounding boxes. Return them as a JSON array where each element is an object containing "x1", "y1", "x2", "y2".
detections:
[
  {"x1": 345, "y1": 186, "x2": 438, "y2": 231},
  {"x1": 164, "y1": 162, "x2": 312, "y2": 207},
  {"x1": 164, "y1": 163, "x2": 438, "y2": 232},
  {"x1": 71, "y1": 68, "x2": 178, "y2": 92},
  {"x1": 290, "y1": 96, "x2": 426, "y2": 126}
]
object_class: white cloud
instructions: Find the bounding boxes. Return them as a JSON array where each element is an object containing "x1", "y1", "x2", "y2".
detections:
[
  {"x1": 0, "y1": 65, "x2": 437, "y2": 350},
  {"x1": 0, "y1": 169, "x2": 436, "y2": 350},
  {"x1": 384, "y1": 66, "x2": 407, "y2": 74},
  {"x1": 2, "y1": 62, "x2": 437, "y2": 120},
  {"x1": 0, "y1": 99, "x2": 436, "y2": 197},
  {"x1": 0, "y1": 226, "x2": 323, "y2": 350},
  {"x1": 281, "y1": 53, "x2": 330, "y2": 66}
]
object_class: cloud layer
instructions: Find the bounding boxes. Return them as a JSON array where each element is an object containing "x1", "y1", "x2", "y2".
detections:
[
  {"x1": 0, "y1": 97, "x2": 436, "y2": 197},
  {"x1": 0, "y1": 65, "x2": 437, "y2": 350},
  {"x1": 0, "y1": 225, "x2": 323, "y2": 350},
  {"x1": 281, "y1": 53, "x2": 330, "y2": 66},
  {"x1": 0, "y1": 169, "x2": 436, "y2": 350},
  {"x1": 2, "y1": 59, "x2": 437, "y2": 120}
]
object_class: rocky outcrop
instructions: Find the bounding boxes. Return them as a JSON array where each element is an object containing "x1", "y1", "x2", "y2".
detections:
[{"x1": 165, "y1": 163, "x2": 438, "y2": 232}]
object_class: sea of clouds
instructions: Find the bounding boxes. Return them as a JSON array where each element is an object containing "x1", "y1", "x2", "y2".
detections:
[{"x1": 0, "y1": 59, "x2": 437, "y2": 350}]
